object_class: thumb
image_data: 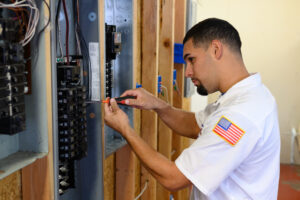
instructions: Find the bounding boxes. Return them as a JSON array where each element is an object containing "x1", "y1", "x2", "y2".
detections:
[
  {"x1": 110, "y1": 98, "x2": 120, "y2": 112},
  {"x1": 104, "y1": 98, "x2": 111, "y2": 113}
]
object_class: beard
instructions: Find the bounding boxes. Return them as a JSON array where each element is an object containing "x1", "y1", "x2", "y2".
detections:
[{"x1": 197, "y1": 85, "x2": 208, "y2": 96}]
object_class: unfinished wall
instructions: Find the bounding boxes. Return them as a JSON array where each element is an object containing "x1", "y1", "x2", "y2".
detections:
[{"x1": 191, "y1": 0, "x2": 300, "y2": 164}]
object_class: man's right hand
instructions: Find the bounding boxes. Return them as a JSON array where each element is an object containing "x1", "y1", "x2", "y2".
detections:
[{"x1": 121, "y1": 88, "x2": 166, "y2": 110}]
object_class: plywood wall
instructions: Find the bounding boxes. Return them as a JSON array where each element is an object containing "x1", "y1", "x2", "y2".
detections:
[{"x1": 0, "y1": 171, "x2": 21, "y2": 200}]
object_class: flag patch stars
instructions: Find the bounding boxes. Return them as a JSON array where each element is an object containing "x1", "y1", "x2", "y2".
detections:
[{"x1": 213, "y1": 116, "x2": 245, "y2": 146}]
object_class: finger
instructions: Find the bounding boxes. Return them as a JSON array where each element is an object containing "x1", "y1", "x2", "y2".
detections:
[
  {"x1": 110, "y1": 98, "x2": 120, "y2": 112},
  {"x1": 124, "y1": 98, "x2": 139, "y2": 106},
  {"x1": 104, "y1": 99, "x2": 111, "y2": 115},
  {"x1": 121, "y1": 89, "x2": 138, "y2": 97}
]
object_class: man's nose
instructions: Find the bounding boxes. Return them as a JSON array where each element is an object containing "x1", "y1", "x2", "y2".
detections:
[{"x1": 185, "y1": 64, "x2": 193, "y2": 77}]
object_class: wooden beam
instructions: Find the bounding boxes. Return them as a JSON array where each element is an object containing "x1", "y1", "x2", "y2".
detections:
[
  {"x1": 134, "y1": 0, "x2": 142, "y2": 198},
  {"x1": 157, "y1": 0, "x2": 174, "y2": 199},
  {"x1": 116, "y1": 145, "x2": 135, "y2": 200},
  {"x1": 171, "y1": 0, "x2": 192, "y2": 200},
  {"x1": 141, "y1": 0, "x2": 159, "y2": 199},
  {"x1": 98, "y1": 0, "x2": 116, "y2": 199},
  {"x1": 103, "y1": 154, "x2": 116, "y2": 200},
  {"x1": 22, "y1": 1, "x2": 54, "y2": 199}
]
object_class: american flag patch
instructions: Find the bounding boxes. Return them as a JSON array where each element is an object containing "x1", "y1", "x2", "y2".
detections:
[{"x1": 213, "y1": 116, "x2": 245, "y2": 146}]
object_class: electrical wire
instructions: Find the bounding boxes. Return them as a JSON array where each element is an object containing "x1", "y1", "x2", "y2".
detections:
[
  {"x1": 55, "y1": 0, "x2": 64, "y2": 58},
  {"x1": 62, "y1": 0, "x2": 69, "y2": 65},
  {"x1": 73, "y1": 0, "x2": 91, "y2": 100},
  {"x1": 161, "y1": 85, "x2": 169, "y2": 103},
  {"x1": 134, "y1": 180, "x2": 149, "y2": 200},
  {"x1": 29, "y1": 0, "x2": 51, "y2": 70},
  {"x1": 0, "y1": 0, "x2": 40, "y2": 46},
  {"x1": 174, "y1": 80, "x2": 181, "y2": 96}
]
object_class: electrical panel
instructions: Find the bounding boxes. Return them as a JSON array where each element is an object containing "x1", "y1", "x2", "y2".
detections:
[
  {"x1": 56, "y1": 57, "x2": 88, "y2": 195},
  {"x1": 0, "y1": 17, "x2": 27, "y2": 135},
  {"x1": 52, "y1": 0, "x2": 133, "y2": 199}
]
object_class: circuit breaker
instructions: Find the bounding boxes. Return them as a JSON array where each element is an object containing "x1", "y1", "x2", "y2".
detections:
[
  {"x1": 0, "y1": 18, "x2": 27, "y2": 135},
  {"x1": 56, "y1": 57, "x2": 88, "y2": 195},
  {"x1": 105, "y1": 24, "x2": 122, "y2": 98}
]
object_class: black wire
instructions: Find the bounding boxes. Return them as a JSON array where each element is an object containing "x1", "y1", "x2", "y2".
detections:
[
  {"x1": 55, "y1": 0, "x2": 62, "y2": 57},
  {"x1": 73, "y1": 0, "x2": 91, "y2": 100}
]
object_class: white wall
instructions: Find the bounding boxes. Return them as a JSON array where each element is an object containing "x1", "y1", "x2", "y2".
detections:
[{"x1": 189, "y1": 0, "x2": 300, "y2": 163}]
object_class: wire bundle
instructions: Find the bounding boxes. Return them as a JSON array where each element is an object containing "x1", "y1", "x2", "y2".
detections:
[
  {"x1": 0, "y1": 0, "x2": 40, "y2": 46},
  {"x1": 56, "y1": 0, "x2": 92, "y2": 100}
]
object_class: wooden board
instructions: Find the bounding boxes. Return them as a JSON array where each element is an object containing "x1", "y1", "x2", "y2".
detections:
[
  {"x1": 0, "y1": 171, "x2": 21, "y2": 200},
  {"x1": 103, "y1": 154, "x2": 115, "y2": 200},
  {"x1": 141, "y1": 0, "x2": 159, "y2": 199},
  {"x1": 157, "y1": 0, "x2": 175, "y2": 199},
  {"x1": 116, "y1": 145, "x2": 135, "y2": 200},
  {"x1": 171, "y1": 0, "x2": 190, "y2": 200},
  {"x1": 134, "y1": 0, "x2": 142, "y2": 198},
  {"x1": 21, "y1": 1, "x2": 54, "y2": 199},
  {"x1": 22, "y1": 156, "x2": 52, "y2": 200}
]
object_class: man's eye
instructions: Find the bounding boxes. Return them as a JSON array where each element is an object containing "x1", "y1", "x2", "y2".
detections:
[{"x1": 189, "y1": 57, "x2": 194, "y2": 62}]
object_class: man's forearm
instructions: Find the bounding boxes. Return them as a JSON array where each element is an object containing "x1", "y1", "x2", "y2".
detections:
[
  {"x1": 123, "y1": 127, "x2": 191, "y2": 191},
  {"x1": 154, "y1": 103, "x2": 200, "y2": 139}
]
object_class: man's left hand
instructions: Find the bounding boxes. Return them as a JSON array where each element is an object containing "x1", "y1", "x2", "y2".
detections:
[{"x1": 104, "y1": 98, "x2": 131, "y2": 136}]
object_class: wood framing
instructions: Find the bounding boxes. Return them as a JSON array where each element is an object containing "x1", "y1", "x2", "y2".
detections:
[
  {"x1": 171, "y1": 0, "x2": 191, "y2": 199},
  {"x1": 104, "y1": 154, "x2": 116, "y2": 200},
  {"x1": 21, "y1": 1, "x2": 54, "y2": 199},
  {"x1": 98, "y1": 0, "x2": 116, "y2": 199},
  {"x1": 157, "y1": 0, "x2": 175, "y2": 199},
  {"x1": 140, "y1": 0, "x2": 159, "y2": 199}
]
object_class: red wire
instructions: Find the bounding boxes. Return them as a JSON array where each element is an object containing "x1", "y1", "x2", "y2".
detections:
[{"x1": 62, "y1": 0, "x2": 70, "y2": 65}]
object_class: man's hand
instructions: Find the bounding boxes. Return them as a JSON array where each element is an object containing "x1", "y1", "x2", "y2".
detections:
[
  {"x1": 121, "y1": 88, "x2": 166, "y2": 110},
  {"x1": 104, "y1": 98, "x2": 132, "y2": 136}
]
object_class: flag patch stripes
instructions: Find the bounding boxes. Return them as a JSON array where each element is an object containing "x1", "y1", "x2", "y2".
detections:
[{"x1": 212, "y1": 116, "x2": 245, "y2": 146}]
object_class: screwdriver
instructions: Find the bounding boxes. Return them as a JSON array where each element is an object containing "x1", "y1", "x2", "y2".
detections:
[{"x1": 101, "y1": 96, "x2": 136, "y2": 105}]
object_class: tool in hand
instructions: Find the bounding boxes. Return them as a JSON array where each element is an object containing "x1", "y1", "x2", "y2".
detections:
[{"x1": 101, "y1": 96, "x2": 136, "y2": 105}]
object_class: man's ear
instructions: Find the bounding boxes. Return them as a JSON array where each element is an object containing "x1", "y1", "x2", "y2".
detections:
[{"x1": 211, "y1": 40, "x2": 223, "y2": 60}]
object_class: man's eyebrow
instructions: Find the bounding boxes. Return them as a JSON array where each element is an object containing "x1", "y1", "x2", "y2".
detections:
[{"x1": 183, "y1": 53, "x2": 190, "y2": 61}]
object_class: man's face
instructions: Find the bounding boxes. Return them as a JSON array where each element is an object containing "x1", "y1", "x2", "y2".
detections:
[{"x1": 183, "y1": 39, "x2": 215, "y2": 96}]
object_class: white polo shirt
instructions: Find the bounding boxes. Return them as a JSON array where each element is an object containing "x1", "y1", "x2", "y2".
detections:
[{"x1": 175, "y1": 73, "x2": 280, "y2": 200}]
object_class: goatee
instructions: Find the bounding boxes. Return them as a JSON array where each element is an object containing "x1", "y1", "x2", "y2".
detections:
[{"x1": 197, "y1": 85, "x2": 208, "y2": 96}]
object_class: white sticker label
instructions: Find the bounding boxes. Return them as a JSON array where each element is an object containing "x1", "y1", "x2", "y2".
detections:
[{"x1": 89, "y1": 42, "x2": 101, "y2": 101}]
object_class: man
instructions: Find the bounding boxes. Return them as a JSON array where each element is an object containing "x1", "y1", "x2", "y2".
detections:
[{"x1": 104, "y1": 18, "x2": 280, "y2": 199}]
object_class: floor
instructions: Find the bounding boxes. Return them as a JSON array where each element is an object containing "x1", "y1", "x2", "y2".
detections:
[{"x1": 278, "y1": 164, "x2": 300, "y2": 200}]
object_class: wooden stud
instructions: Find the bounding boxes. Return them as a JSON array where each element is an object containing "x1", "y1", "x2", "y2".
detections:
[
  {"x1": 21, "y1": 1, "x2": 54, "y2": 199},
  {"x1": 98, "y1": 0, "x2": 116, "y2": 199},
  {"x1": 141, "y1": 0, "x2": 159, "y2": 199},
  {"x1": 116, "y1": 146, "x2": 135, "y2": 200},
  {"x1": 171, "y1": 0, "x2": 192, "y2": 200},
  {"x1": 103, "y1": 154, "x2": 116, "y2": 200},
  {"x1": 134, "y1": 0, "x2": 142, "y2": 198},
  {"x1": 156, "y1": 0, "x2": 175, "y2": 199}
]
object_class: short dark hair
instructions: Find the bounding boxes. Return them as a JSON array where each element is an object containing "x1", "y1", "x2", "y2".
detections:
[{"x1": 183, "y1": 18, "x2": 242, "y2": 54}]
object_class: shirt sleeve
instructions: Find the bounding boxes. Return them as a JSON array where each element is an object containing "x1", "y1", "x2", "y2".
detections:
[
  {"x1": 195, "y1": 110, "x2": 205, "y2": 128},
  {"x1": 175, "y1": 110, "x2": 262, "y2": 195}
]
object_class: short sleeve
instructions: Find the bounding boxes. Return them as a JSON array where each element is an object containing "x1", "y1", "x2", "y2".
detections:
[
  {"x1": 195, "y1": 110, "x2": 205, "y2": 128},
  {"x1": 175, "y1": 110, "x2": 262, "y2": 195}
]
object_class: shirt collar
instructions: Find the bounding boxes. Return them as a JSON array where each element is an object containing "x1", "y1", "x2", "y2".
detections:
[{"x1": 216, "y1": 73, "x2": 261, "y2": 104}]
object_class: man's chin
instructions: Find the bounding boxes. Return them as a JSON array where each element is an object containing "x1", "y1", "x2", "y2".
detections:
[{"x1": 197, "y1": 86, "x2": 208, "y2": 96}]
